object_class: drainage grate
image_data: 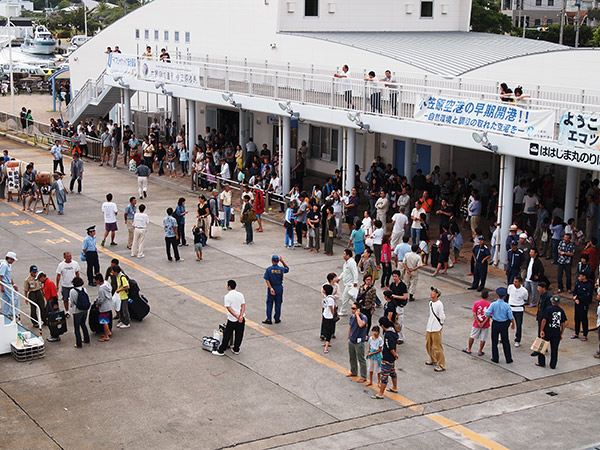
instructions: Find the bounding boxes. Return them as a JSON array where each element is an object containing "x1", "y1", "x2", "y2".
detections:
[{"x1": 546, "y1": 391, "x2": 558, "y2": 396}]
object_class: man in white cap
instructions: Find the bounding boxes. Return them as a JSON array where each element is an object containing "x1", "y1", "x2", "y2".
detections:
[
  {"x1": 0, "y1": 252, "x2": 18, "y2": 319},
  {"x1": 505, "y1": 224, "x2": 519, "y2": 250}
]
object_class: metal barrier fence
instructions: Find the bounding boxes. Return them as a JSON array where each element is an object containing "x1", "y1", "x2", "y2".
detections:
[{"x1": 0, "y1": 111, "x2": 103, "y2": 160}]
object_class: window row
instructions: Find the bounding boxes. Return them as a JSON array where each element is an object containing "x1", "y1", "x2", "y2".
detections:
[
  {"x1": 135, "y1": 29, "x2": 191, "y2": 44},
  {"x1": 304, "y1": 0, "x2": 434, "y2": 18}
]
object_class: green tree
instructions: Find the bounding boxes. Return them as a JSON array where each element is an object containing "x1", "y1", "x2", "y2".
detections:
[{"x1": 471, "y1": 0, "x2": 512, "y2": 34}]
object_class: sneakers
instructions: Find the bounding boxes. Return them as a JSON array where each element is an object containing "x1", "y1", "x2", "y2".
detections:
[
  {"x1": 110, "y1": 242, "x2": 118, "y2": 246},
  {"x1": 571, "y1": 334, "x2": 579, "y2": 339},
  {"x1": 176, "y1": 258, "x2": 185, "y2": 262},
  {"x1": 47, "y1": 336, "x2": 61, "y2": 342},
  {"x1": 212, "y1": 350, "x2": 225, "y2": 356},
  {"x1": 65, "y1": 311, "x2": 71, "y2": 318},
  {"x1": 232, "y1": 350, "x2": 240, "y2": 355},
  {"x1": 515, "y1": 342, "x2": 520, "y2": 347},
  {"x1": 100, "y1": 240, "x2": 106, "y2": 247},
  {"x1": 117, "y1": 323, "x2": 130, "y2": 328},
  {"x1": 262, "y1": 319, "x2": 273, "y2": 324}
]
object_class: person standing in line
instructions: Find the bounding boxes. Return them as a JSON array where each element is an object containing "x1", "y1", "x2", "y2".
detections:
[
  {"x1": 111, "y1": 129, "x2": 120, "y2": 168},
  {"x1": 537, "y1": 295, "x2": 567, "y2": 369},
  {"x1": 163, "y1": 208, "x2": 183, "y2": 262},
  {"x1": 123, "y1": 197, "x2": 137, "y2": 250},
  {"x1": 294, "y1": 192, "x2": 308, "y2": 248},
  {"x1": 82, "y1": 226, "x2": 99, "y2": 287},
  {"x1": 468, "y1": 235, "x2": 491, "y2": 292},
  {"x1": 571, "y1": 271, "x2": 593, "y2": 341},
  {"x1": 56, "y1": 252, "x2": 80, "y2": 318},
  {"x1": 307, "y1": 203, "x2": 320, "y2": 253},
  {"x1": 131, "y1": 204, "x2": 149, "y2": 258},
  {"x1": 262, "y1": 255, "x2": 289, "y2": 325},
  {"x1": 175, "y1": 198, "x2": 189, "y2": 247},
  {"x1": 68, "y1": 276, "x2": 90, "y2": 348},
  {"x1": 70, "y1": 153, "x2": 83, "y2": 194},
  {"x1": 403, "y1": 244, "x2": 421, "y2": 302},
  {"x1": 346, "y1": 302, "x2": 368, "y2": 383},
  {"x1": 426, "y1": 287, "x2": 446, "y2": 372},
  {"x1": 94, "y1": 273, "x2": 113, "y2": 342},
  {"x1": 388, "y1": 270, "x2": 408, "y2": 344},
  {"x1": 324, "y1": 206, "x2": 336, "y2": 256},
  {"x1": 526, "y1": 248, "x2": 545, "y2": 308},
  {"x1": 50, "y1": 139, "x2": 64, "y2": 174},
  {"x1": 340, "y1": 249, "x2": 359, "y2": 316},
  {"x1": 37, "y1": 272, "x2": 60, "y2": 341},
  {"x1": 320, "y1": 283, "x2": 336, "y2": 354},
  {"x1": 213, "y1": 279, "x2": 246, "y2": 356},
  {"x1": 100, "y1": 127, "x2": 112, "y2": 166},
  {"x1": 371, "y1": 318, "x2": 398, "y2": 399},
  {"x1": 485, "y1": 287, "x2": 516, "y2": 364},
  {"x1": 241, "y1": 194, "x2": 254, "y2": 245},
  {"x1": 506, "y1": 241, "x2": 525, "y2": 285},
  {"x1": 220, "y1": 184, "x2": 233, "y2": 230},
  {"x1": 135, "y1": 161, "x2": 150, "y2": 199},
  {"x1": 23, "y1": 265, "x2": 45, "y2": 326},
  {"x1": 508, "y1": 276, "x2": 529, "y2": 347},
  {"x1": 557, "y1": 233, "x2": 575, "y2": 294},
  {"x1": 112, "y1": 265, "x2": 130, "y2": 329},
  {"x1": 364, "y1": 325, "x2": 383, "y2": 387},
  {"x1": 462, "y1": 290, "x2": 490, "y2": 356},
  {"x1": 101, "y1": 193, "x2": 118, "y2": 247},
  {"x1": 532, "y1": 281, "x2": 553, "y2": 356},
  {"x1": 291, "y1": 150, "x2": 305, "y2": 191}
]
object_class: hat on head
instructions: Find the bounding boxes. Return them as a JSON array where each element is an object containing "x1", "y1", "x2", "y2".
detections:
[
  {"x1": 510, "y1": 225, "x2": 518, "y2": 231},
  {"x1": 519, "y1": 233, "x2": 527, "y2": 239},
  {"x1": 478, "y1": 235, "x2": 485, "y2": 240},
  {"x1": 212, "y1": 189, "x2": 218, "y2": 193},
  {"x1": 430, "y1": 286, "x2": 441, "y2": 296},
  {"x1": 496, "y1": 287, "x2": 508, "y2": 298},
  {"x1": 29, "y1": 265, "x2": 38, "y2": 273},
  {"x1": 271, "y1": 254, "x2": 280, "y2": 262},
  {"x1": 35, "y1": 271, "x2": 45, "y2": 280},
  {"x1": 5, "y1": 251, "x2": 17, "y2": 261},
  {"x1": 550, "y1": 294, "x2": 560, "y2": 304},
  {"x1": 86, "y1": 225, "x2": 96, "y2": 234}
]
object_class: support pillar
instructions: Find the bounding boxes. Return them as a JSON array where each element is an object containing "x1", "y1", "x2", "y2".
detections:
[
  {"x1": 187, "y1": 99, "x2": 196, "y2": 161},
  {"x1": 405, "y1": 138, "x2": 414, "y2": 182},
  {"x1": 337, "y1": 127, "x2": 344, "y2": 170},
  {"x1": 171, "y1": 96, "x2": 179, "y2": 128},
  {"x1": 499, "y1": 155, "x2": 516, "y2": 265},
  {"x1": 123, "y1": 87, "x2": 131, "y2": 128},
  {"x1": 282, "y1": 116, "x2": 291, "y2": 194},
  {"x1": 565, "y1": 166, "x2": 577, "y2": 222},
  {"x1": 239, "y1": 108, "x2": 247, "y2": 159},
  {"x1": 346, "y1": 127, "x2": 356, "y2": 191}
]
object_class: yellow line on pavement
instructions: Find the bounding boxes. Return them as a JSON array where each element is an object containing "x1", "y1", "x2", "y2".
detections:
[{"x1": 6, "y1": 201, "x2": 508, "y2": 449}]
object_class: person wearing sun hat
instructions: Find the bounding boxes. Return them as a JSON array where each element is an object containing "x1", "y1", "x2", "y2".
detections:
[
  {"x1": 0, "y1": 251, "x2": 18, "y2": 319},
  {"x1": 485, "y1": 287, "x2": 516, "y2": 364},
  {"x1": 23, "y1": 264, "x2": 46, "y2": 326}
]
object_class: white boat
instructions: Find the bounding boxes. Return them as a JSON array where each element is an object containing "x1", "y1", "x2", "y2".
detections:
[{"x1": 22, "y1": 25, "x2": 56, "y2": 55}]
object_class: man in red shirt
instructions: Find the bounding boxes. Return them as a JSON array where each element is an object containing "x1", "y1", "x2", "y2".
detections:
[
  {"x1": 37, "y1": 272, "x2": 61, "y2": 340},
  {"x1": 581, "y1": 238, "x2": 600, "y2": 279},
  {"x1": 462, "y1": 290, "x2": 491, "y2": 356}
]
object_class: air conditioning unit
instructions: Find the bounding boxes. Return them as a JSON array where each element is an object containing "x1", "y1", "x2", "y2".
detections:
[{"x1": 287, "y1": 1, "x2": 295, "y2": 13}]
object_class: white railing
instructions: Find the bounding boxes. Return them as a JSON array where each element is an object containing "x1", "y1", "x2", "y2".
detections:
[
  {"x1": 0, "y1": 280, "x2": 43, "y2": 336},
  {"x1": 66, "y1": 69, "x2": 107, "y2": 121}
]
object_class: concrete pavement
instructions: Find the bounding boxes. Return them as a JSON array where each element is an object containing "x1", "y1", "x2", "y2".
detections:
[{"x1": 0, "y1": 139, "x2": 599, "y2": 449}]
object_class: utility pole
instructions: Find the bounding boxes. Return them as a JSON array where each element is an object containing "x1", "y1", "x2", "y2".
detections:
[
  {"x1": 84, "y1": 6, "x2": 88, "y2": 36},
  {"x1": 559, "y1": 0, "x2": 567, "y2": 45},
  {"x1": 522, "y1": 0, "x2": 527, "y2": 39},
  {"x1": 575, "y1": 0, "x2": 582, "y2": 48}
]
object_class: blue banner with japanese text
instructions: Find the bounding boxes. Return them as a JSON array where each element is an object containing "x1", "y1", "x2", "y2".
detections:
[{"x1": 558, "y1": 111, "x2": 600, "y2": 151}]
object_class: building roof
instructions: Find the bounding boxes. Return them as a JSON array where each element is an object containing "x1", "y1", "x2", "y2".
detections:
[{"x1": 283, "y1": 31, "x2": 568, "y2": 77}]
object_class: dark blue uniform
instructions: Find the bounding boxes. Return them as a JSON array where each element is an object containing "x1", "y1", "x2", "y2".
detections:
[
  {"x1": 506, "y1": 248, "x2": 524, "y2": 284},
  {"x1": 471, "y1": 244, "x2": 490, "y2": 291},
  {"x1": 505, "y1": 234, "x2": 519, "y2": 251},
  {"x1": 264, "y1": 263, "x2": 290, "y2": 321}
]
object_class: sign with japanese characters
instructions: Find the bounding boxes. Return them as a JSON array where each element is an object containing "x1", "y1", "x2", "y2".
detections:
[
  {"x1": 106, "y1": 53, "x2": 137, "y2": 77},
  {"x1": 558, "y1": 111, "x2": 600, "y2": 151},
  {"x1": 137, "y1": 59, "x2": 202, "y2": 88},
  {"x1": 414, "y1": 96, "x2": 555, "y2": 140},
  {"x1": 526, "y1": 141, "x2": 600, "y2": 168}
]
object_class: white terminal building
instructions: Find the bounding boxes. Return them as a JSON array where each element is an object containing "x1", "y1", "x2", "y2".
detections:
[{"x1": 67, "y1": 0, "x2": 600, "y2": 264}]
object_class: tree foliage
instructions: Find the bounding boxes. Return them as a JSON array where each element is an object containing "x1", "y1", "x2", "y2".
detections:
[{"x1": 471, "y1": 0, "x2": 512, "y2": 34}]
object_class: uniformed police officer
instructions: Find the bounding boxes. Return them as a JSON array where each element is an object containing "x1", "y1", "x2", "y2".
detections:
[
  {"x1": 506, "y1": 241, "x2": 524, "y2": 285},
  {"x1": 263, "y1": 255, "x2": 289, "y2": 324},
  {"x1": 82, "y1": 226, "x2": 100, "y2": 287},
  {"x1": 468, "y1": 235, "x2": 491, "y2": 292}
]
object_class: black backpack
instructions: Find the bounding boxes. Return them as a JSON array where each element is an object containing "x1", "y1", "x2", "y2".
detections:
[{"x1": 75, "y1": 288, "x2": 90, "y2": 310}]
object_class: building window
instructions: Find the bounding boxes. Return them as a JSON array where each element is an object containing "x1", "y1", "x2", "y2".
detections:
[
  {"x1": 164, "y1": 30, "x2": 169, "y2": 41},
  {"x1": 535, "y1": 0, "x2": 541, "y2": 5},
  {"x1": 310, "y1": 125, "x2": 338, "y2": 162},
  {"x1": 144, "y1": 29, "x2": 149, "y2": 40},
  {"x1": 420, "y1": 1, "x2": 433, "y2": 18},
  {"x1": 548, "y1": 0, "x2": 554, "y2": 5},
  {"x1": 502, "y1": 0, "x2": 511, "y2": 8},
  {"x1": 534, "y1": 18, "x2": 541, "y2": 25},
  {"x1": 154, "y1": 29, "x2": 159, "y2": 41},
  {"x1": 305, "y1": 0, "x2": 318, "y2": 16},
  {"x1": 135, "y1": 29, "x2": 140, "y2": 39},
  {"x1": 174, "y1": 31, "x2": 179, "y2": 42},
  {"x1": 547, "y1": 18, "x2": 553, "y2": 24},
  {"x1": 185, "y1": 32, "x2": 190, "y2": 43}
]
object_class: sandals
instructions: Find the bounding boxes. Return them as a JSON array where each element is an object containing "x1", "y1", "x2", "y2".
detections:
[
  {"x1": 462, "y1": 349, "x2": 472, "y2": 354},
  {"x1": 425, "y1": 361, "x2": 435, "y2": 365},
  {"x1": 371, "y1": 395, "x2": 384, "y2": 400},
  {"x1": 387, "y1": 388, "x2": 398, "y2": 393},
  {"x1": 98, "y1": 337, "x2": 110, "y2": 342}
]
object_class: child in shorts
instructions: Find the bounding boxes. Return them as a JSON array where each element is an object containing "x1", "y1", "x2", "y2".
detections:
[
  {"x1": 192, "y1": 224, "x2": 206, "y2": 261},
  {"x1": 365, "y1": 325, "x2": 383, "y2": 387}
]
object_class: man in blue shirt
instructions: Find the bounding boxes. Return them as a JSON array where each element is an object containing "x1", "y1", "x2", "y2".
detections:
[
  {"x1": 468, "y1": 235, "x2": 491, "y2": 292},
  {"x1": 82, "y1": 226, "x2": 99, "y2": 287},
  {"x1": 393, "y1": 236, "x2": 411, "y2": 269},
  {"x1": 262, "y1": 255, "x2": 289, "y2": 324},
  {"x1": 347, "y1": 302, "x2": 368, "y2": 383},
  {"x1": 557, "y1": 233, "x2": 575, "y2": 293},
  {"x1": 485, "y1": 287, "x2": 516, "y2": 364},
  {"x1": 163, "y1": 207, "x2": 182, "y2": 262},
  {"x1": 50, "y1": 139, "x2": 64, "y2": 174},
  {"x1": 506, "y1": 242, "x2": 524, "y2": 284}
]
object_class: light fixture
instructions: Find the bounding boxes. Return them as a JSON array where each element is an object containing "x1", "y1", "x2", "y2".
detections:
[
  {"x1": 222, "y1": 92, "x2": 242, "y2": 108},
  {"x1": 113, "y1": 75, "x2": 128, "y2": 88},
  {"x1": 154, "y1": 81, "x2": 172, "y2": 96},
  {"x1": 278, "y1": 101, "x2": 299, "y2": 118},
  {"x1": 472, "y1": 131, "x2": 498, "y2": 153},
  {"x1": 347, "y1": 112, "x2": 370, "y2": 131}
]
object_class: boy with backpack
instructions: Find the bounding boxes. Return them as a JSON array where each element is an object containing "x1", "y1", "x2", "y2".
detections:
[{"x1": 68, "y1": 276, "x2": 90, "y2": 348}]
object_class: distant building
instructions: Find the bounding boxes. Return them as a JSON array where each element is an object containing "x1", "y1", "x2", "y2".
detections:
[
  {"x1": 0, "y1": 0, "x2": 33, "y2": 18},
  {"x1": 0, "y1": 17, "x2": 33, "y2": 40},
  {"x1": 501, "y1": 0, "x2": 597, "y2": 28}
]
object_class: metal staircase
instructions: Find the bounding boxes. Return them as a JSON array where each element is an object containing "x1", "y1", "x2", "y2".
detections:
[{"x1": 66, "y1": 69, "x2": 127, "y2": 123}]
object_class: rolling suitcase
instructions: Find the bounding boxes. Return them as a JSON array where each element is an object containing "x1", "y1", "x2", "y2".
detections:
[
  {"x1": 128, "y1": 294, "x2": 150, "y2": 321},
  {"x1": 88, "y1": 304, "x2": 112, "y2": 333},
  {"x1": 202, "y1": 336, "x2": 220, "y2": 352},
  {"x1": 47, "y1": 310, "x2": 67, "y2": 336}
]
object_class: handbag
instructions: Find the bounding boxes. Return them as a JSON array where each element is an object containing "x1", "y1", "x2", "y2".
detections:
[
  {"x1": 333, "y1": 305, "x2": 340, "y2": 323},
  {"x1": 211, "y1": 224, "x2": 222, "y2": 238},
  {"x1": 112, "y1": 292, "x2": 121, "y2": 312},
  {"x1": 531, "y1": 336, "x2": 550, "y2": 354},
  {"x1": 218, "y1": 211, "x2": 225, "y2": 221}
]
